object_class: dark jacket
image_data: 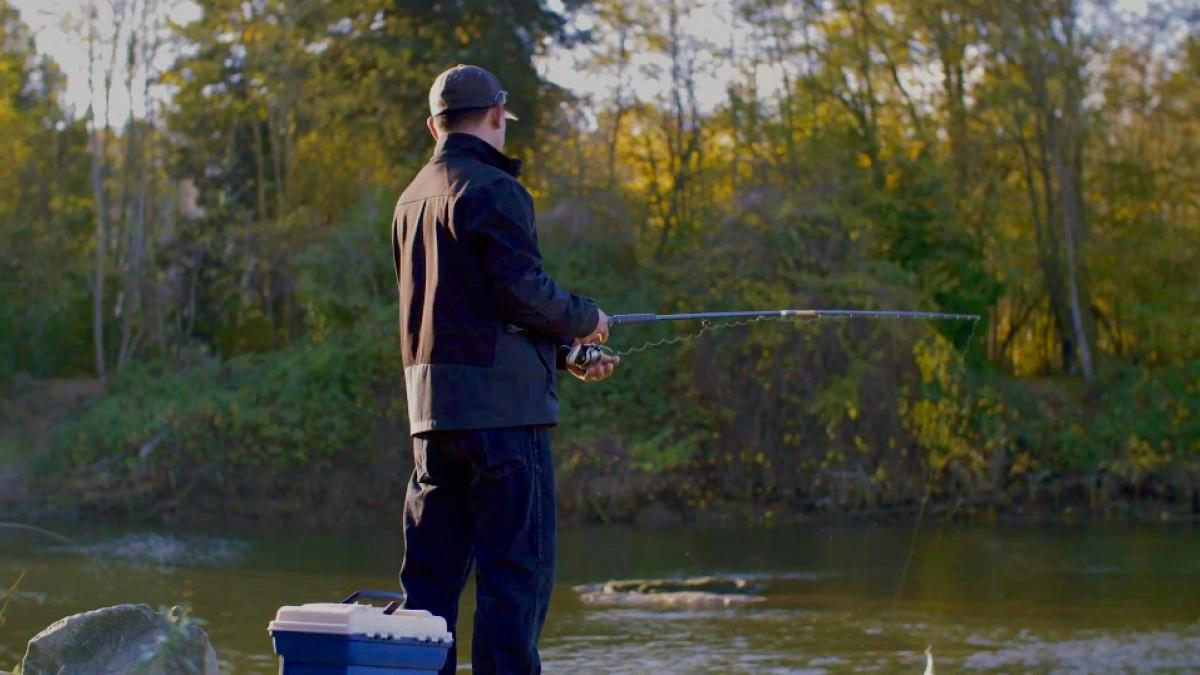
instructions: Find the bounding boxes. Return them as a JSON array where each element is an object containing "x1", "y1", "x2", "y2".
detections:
[{"x1": 392, "y1": 133, "x2": 599, "y2": 434}]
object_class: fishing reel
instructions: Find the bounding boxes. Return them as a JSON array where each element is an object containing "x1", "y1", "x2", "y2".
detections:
[{"x1": 565, "y1": 342, "x2": 608, "y2": 369}]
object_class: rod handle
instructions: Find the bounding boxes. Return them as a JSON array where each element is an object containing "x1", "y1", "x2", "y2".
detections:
[{"x1": 610, "y1": 313, "x2": 657, "y2": 325}]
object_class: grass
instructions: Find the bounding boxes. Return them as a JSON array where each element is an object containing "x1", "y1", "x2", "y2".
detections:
[{"x1": 0, "y1": 569, "x2": 25, "y2": 629}]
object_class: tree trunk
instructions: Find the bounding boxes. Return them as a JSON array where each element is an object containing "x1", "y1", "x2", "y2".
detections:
[
  {"x1": 1050, "y1": 97, "x2": 1095, "y2": 379},
  {"x1": 252, "y1": 111, "x2": 269, "y2": 222},
  {"x1": 89, "y1": 121, "x2": 107, "y2": 380}
]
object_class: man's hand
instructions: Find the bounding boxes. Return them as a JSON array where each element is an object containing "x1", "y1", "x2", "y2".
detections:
[
  {"x1": 567, "y1": 352, "x2": 620, "y2": 383},
  {"x1": 569, "y1": 309, "x2": 619, "y2": 382},
  {"x1": 579, "y1": 309, "x2": 610, "y2": 345}
]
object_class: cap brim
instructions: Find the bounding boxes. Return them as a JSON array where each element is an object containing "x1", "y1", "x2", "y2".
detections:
[{"x1": 504, "y1": 108, "x2": 519, "y2": 121}]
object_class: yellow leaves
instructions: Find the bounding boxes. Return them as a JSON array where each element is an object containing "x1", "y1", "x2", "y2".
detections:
[
  {"x1": 904, "y1": 335, "x2": 999, "y2": 479},
  {"x1": 1171, "y1": 402, "x2": 1189, "y2": 428},
  {"x1": 292, "y1": 128, "x2": 388, "y2": 221},
  {"x1": 907, "y1": 140, "x2": 926, "y2": 161},
  {"x1": 1009, "y1": 450, "x2": 1038, "y2": 477},
  {"x1": 885, "y1": 169, "x2": 902, "y2": 191},
  {"x1": 1126, "y1": 434, "x2": 1167, "y2": 473},
  {"x1": 821, "y1": 11, "x2": 854, "y2": 38},
  {"x1": 913, "y1": 333, "x2": 961, "y2": 388},
  {"x1": 0, "y1": 100, "x2": 32, "y2": 212},
  {"x1": 242, "y1": 25, "x2": 262, "y2": 46}
]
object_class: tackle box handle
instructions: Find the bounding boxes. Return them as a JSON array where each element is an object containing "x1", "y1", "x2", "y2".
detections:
[{"x1": 340, "y1": 589, "x2": 407, "y2": 615}]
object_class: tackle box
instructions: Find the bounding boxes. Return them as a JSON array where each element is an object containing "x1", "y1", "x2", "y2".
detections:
[{"x1": 269, "y1": 590, "x2": 453, "y2": 674}]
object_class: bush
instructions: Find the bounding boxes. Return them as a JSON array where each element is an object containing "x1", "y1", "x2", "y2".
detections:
[{"x1": 46, "y1": 309, "x2": 403, "y2": 490}]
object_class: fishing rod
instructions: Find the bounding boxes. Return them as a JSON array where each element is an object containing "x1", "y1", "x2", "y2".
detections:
[
  {"x1": 558, "y1": 308, "x2": 982, "y2": 369},
  {"x1": 608, "y1": 309, "x2": 980, "y2": 325}
]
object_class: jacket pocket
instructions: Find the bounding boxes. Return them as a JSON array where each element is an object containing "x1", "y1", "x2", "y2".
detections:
[{"x1": 528, "y1": 336, "x2": 554, "y2": 386}]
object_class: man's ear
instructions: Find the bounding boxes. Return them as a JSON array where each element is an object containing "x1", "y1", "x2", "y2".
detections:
[
  {"x1": 426, "y1": 116, "x2": 438, "y2": 141},
  {"x1": 489, "y1": 105, "x2": 504, "y2": 129}
]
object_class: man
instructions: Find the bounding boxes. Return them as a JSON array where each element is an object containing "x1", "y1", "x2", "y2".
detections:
[{"x1": 391, "y1": 64, "x2": 620, "y2": 674}]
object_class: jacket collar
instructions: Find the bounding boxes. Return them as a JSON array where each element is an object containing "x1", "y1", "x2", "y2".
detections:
[{"x1": 434, "y1": 133, "x2": 522, "y2": 178}]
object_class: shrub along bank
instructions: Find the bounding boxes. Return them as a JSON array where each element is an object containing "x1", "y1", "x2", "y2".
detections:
[
  {"x1": 2, "y1": 0, "x2": 1198, "y2": 525},
  {"x1": 24, "y1": 312, "x2": 1198, "y2": 524}
]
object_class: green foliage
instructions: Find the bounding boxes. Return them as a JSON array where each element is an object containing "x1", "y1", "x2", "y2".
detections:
[
  {"x1": 48, "y1": 313, "x2": 400, "y2": 481},
  {"x1": 294, "y1": 189, "x2": 395, "y2": 337},
  {"x1": 0, "y1": 1, "x2": 92, "y2": 380},
  {"x1": 872, "y1": 157, "x2": 1004, "y2": 357},
  {"x1": 1, "y1": 0, "x2": 1197, "y2": 517},
  {"x1": 902, "y1": 335, "x2": 1007, "y2": 481},
  {"x1": 903, "y1": 334, "x2": 1200, "y2": 502}
]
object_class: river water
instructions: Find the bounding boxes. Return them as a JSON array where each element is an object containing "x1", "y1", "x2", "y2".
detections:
[{"x1": 2, "y1": 521, "x2": 1198, "y2": 673}]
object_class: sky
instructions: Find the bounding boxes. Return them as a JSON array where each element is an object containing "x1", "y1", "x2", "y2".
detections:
[
  {"x1": 11, "y1": 0, "x2": 201, "y2": 122},
  {"x1": 11, "y1": 0, "x2": 1157, "y2": 127}
]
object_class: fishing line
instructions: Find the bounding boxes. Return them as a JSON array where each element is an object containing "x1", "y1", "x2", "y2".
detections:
[
  {"x1": 586, "y1": 311, "x2": 982, "y2": 360},
  {"x1": 895, "y1": 470, "x2": 934, "y2": 608},
  {"x1": 605, "y1": 313, "x2": 808, "y2": 357},
  {"x1": 567, "y1": 308, "x2": 981, "y2": 606}
]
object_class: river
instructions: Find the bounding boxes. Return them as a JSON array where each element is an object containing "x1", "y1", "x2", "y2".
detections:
[{"x1": 2, "y1": 521, "x2": 1198, "y2": 673}]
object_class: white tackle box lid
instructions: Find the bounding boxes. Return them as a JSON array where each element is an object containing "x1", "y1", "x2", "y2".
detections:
[{"x1": 269, "y1": 602, "x2": 452, "y2": 643}]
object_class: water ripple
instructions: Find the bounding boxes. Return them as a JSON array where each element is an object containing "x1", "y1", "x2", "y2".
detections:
[{"x1": 53, "y1": 533, "x2": 250, "y2": 567}]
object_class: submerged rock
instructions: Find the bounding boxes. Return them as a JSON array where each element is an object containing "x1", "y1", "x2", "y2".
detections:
[
  {"x1": 20, "y1": 604, "x2": 218, "y2": 675},
  {"x1": 599, "y1": 576, "x2": 763, "y2": 595},
  {"x1": 575, "y1": 575, "x2": 767, "y2": 608},
  {"x1": 578, "y1": 589, "x2": 766, "y2": 608}
]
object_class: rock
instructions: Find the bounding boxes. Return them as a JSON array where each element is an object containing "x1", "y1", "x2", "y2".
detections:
[
  {"x1": 601, "y1": 576, "x2": 762, "y2": 595},
  {"x1": 574, "y1": 575, "x2": 768, "y2": 609},
  {"x1": 21, "y1": 604, "x2": 218, "y2": 675},
  {"x1": 577, "y1": 589, "x2": 766, "y2": 609}
]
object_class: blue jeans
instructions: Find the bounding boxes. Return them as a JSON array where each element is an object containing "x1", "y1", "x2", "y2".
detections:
[{"x1": 400, "y1": 426, "x2": 556, "y2": 674}]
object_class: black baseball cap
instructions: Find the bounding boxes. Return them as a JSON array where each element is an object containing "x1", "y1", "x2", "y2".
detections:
[{"x1": 428, "y1": 64, "x2": 518, "y2": 121}]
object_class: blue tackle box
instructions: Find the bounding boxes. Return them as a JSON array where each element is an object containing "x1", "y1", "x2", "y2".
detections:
[{"x1": 269, "y1": 590, "x2": 453, "y2": 674}]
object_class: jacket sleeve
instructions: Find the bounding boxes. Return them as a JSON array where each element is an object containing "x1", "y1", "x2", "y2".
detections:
[
  {"x1": 464, "y1": 180, "x2": 600, "y2": 338},
  {"x1": 556, "y1": 338, "x2": 573, "y2": 370}
]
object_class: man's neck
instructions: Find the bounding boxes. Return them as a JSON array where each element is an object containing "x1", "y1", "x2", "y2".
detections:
[
  {"x1": 449, "y1": 129, "x2": 503, "y2": 153},
  {"x1": 437, "y1": 132, "x2": 522, "y2": 177}
]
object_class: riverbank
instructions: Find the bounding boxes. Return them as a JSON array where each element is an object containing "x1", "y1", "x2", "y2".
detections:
[
  {"x1": 3, "y1": 453, "x2": 1195, "y2": 529},
  {"x1": 3, "y1": 336, "x2": 1196, "y2": 527}
]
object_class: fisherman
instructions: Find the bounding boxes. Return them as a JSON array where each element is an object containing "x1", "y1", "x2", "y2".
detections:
[{"x1": 391, "y1": 64, "x2": 621, "y2": 674}]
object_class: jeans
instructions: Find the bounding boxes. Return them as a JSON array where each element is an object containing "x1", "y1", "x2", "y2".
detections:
[{"x1": 400, "y1": 425, "x2": 556, "y2": 675}]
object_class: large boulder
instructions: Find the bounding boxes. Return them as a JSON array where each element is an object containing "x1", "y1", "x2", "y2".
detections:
[{"x1": 20, "y1": 604, "x2": 218, "y2": 675}]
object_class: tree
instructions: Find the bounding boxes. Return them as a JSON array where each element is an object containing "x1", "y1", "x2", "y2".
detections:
[{"x1": 0, "y1": 1, "x2": 93, "y2": 378}]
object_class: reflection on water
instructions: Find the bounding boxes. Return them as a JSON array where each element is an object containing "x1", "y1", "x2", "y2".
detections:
[
  {"x1": 53, "y1": 533, "x2": 251, "y2": 566},
  {"x1": 2, "y1": 522, "x2": 1198, "y2": 673}
]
